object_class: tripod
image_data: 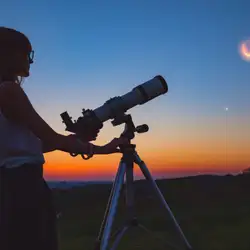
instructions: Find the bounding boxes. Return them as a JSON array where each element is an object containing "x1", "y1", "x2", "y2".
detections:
[{"x1": 94, "y1": 114, "x2": 193, "y2": 250}]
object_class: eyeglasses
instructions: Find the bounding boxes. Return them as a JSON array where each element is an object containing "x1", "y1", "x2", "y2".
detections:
[{"x1": 29, "y1": 50, "x2": 34, "y2": 64}]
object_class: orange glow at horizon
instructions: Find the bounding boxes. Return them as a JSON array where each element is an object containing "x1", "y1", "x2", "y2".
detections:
[
  {"x1": 43, "y1": 137, "x2": 250, "y2": 180},
  {"x1": 43, "y1": 113, "x2": 250, "y2": 181}
]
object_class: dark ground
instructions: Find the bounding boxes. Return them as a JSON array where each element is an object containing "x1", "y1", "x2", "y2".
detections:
[{"x1": 53, "y1": 174, "x2": 250, "y2": 250}]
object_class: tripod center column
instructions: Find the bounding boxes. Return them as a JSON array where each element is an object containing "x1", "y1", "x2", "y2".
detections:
[{"x1": 121, "y1": 146, "x2": 136, "y2": 221}]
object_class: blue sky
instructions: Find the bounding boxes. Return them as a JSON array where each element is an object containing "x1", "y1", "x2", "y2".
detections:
[
  {"x1": 1, "y1": 0, "x2": 250, "y2": 177},
  {"x1": 2, "y1": 1, "x2": 249, "y2": 114}
]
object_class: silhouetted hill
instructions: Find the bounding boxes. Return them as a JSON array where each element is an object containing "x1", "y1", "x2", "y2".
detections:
[
  {"x1": 47, "y1": 180, "x2": 112, "y2": 189},
  {"x1": 48, "y1": 174, "x2": 234, "y2": 190},
  {"x1": 53, "y1": 173, "x2": 250, "y2": 250}
]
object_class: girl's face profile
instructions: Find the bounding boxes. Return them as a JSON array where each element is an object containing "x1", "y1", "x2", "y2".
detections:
[
  {"x1": 22, "y1": 50, "x2": 34, "y2": 76},
  {"x1": 14, "y1": 50, "x2": 33, "y2": 77}
]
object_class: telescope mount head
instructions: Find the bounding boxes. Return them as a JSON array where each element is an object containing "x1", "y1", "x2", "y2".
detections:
[{"x1": 111, "y1": 113, "x2": 149, "y2": 141}]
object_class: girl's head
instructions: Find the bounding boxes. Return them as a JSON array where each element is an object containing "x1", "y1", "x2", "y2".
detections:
[{"x1": 0, "y1": 27, "x2": 34, "y2": 83}]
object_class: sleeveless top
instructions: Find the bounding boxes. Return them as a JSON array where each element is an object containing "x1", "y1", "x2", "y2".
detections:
[{"x1": 0, "y1": 81, "x2": 45, "y2": 168}]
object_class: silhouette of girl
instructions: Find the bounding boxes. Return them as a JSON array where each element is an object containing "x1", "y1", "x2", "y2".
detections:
[{"x1": 0, "y1": 27, "x2": 127, "y2": 250}]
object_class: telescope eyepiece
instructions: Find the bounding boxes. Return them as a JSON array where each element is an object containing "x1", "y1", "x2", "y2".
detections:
[{"x1": 61, "y1": 112, "x2": 74, "y2": 128}]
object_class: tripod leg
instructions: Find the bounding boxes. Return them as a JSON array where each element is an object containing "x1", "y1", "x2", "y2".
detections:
[
  {"x1": 133, "y1": 152, "x2": 193, "y2": 250},
  {"x1": 110, "y1": 226, "x2": 129, "y2": 250},
  {"x1": 125, "y1": 151, "x2": 135, "y2": 220},
  {"x1": 95, "y1": 162, "x2": 124, "y2": 249},
  {"x1": 110, "y1": 151, "x2": 138, "y2": 250},
  {"x1": 100, "y1": 161, "x2": 127, "y2": 250}
]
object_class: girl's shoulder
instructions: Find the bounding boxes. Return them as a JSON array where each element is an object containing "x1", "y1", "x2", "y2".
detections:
[
  {"x1": 0, "y1": 81, "x2": 21, "y2": 91},
  {"x1": 0, "y1": 81, "x2": 24, "y2": 108},
  {"x1": 0, "y1": 81, "x2": 17, "y2": 89}
]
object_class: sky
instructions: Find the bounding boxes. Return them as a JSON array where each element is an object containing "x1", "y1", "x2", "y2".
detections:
[{"x1": 1, "y1": 0, "x2": 250, "y2": 181}]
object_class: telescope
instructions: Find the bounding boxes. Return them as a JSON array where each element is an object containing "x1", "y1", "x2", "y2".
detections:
[{"x1": 60, "y1": 75, "x2": 168, "y2": 138}]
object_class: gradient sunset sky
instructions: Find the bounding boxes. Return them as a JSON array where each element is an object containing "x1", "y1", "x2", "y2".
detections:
[{"x1": 1, "y1": 0, "x2": 250, "y2": 181}]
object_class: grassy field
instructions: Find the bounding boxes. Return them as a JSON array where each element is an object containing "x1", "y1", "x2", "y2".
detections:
[{"x1": 53, "y1": 174, "x2": 250, "y2": 250}]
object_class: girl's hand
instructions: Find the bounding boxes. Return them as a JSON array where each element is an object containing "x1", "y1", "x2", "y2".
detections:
[{"x1": 95, "y1": 137, "x2": 129, "y2": 154}]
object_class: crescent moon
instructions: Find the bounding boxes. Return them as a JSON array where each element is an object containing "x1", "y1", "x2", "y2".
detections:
[
  {"x1": 239, "y1": 40, "x2": 250, "y2": 61},
  {"x1": 242, "y1": 43, "x2": 250, "y2": 57}
]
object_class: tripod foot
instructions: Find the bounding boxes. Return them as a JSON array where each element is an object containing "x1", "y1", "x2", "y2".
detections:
[{"x1": 110, "y1": 226, "x2": 129, "y2": 250}]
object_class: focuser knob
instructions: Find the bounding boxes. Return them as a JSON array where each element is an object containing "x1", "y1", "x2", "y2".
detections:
[{"x1": 136, "y1": 124, "x2": 149, "y2": 133}]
